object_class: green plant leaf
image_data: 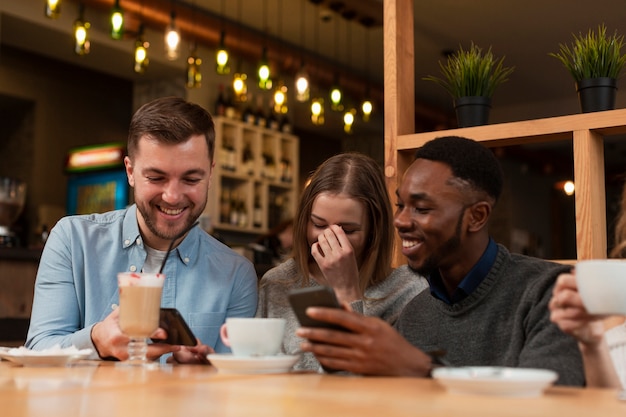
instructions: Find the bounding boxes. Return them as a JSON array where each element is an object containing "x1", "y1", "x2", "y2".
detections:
[{"x1": 423, "y1": 43, "x2": 514, "y2": 99}]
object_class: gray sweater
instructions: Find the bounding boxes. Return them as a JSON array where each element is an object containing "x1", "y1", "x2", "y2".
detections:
[
  {"x1": 256, "y1": 259, "x2": 428, "y2": 371},
  {"x1": 396, "y1": 244, "x2": 585, "y2": 386}
]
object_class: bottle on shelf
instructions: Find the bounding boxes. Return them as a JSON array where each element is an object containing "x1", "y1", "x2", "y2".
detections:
[
  {"x1": 280, "y1": 114, "x2": 292, "y2": 133},
  {"x1": 253, "y1": 192, "x2": 263, "y2": 228},
  {"x1": 215, "y1": 84, "x2": 226, "y2": 117},
  {"x1": 221, "y1": 136, "x2": 236, "y2": 171},
  {"x1": 229, "y1": 190, "x2": 240, "y2": 226},
  {"x1": 255, "y1": 96, "x2": 267, "y2": 128},
  {"x1": 267, "y1": 109, "x2": 279, "y2": 131},
  {"x1": 219, "y1": 187, "x2": 231, "y2": 224},
  {"x1": 263, "y1": 153, "x2": 277, "y2": 180},
  {"x1": 225, "y1": 85, "x2": 237, "y2": 120},
  {"x1": 242, "y1": 94, "x2": 255, "y2": 125},
  {"x1": 280, "y1": 156, "x2": 292, "y2": 183},
  {"x1": 237, "y1": 196, "x2": 248, "y2": 228},
  {"x1": 242, "y1": 142, "x2": 255, "y2": 176}
]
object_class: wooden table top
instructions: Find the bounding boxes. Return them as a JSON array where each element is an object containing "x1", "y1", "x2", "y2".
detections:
[{"x1": 0, "y1": 361, "x2": 624, "y2": 417}]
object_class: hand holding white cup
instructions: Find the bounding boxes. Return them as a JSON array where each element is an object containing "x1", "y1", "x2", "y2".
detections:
[
  {"x1": 576, "y1": 259, "x2": 626, "y2": 315},
  {"x1": 220, "y1": 318, "x2": 286, "y2": 357}
]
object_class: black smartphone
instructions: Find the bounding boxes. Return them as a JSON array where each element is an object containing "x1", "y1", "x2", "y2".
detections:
[
  {"x1": 152, "y1": 308, "x2": 196, "y2": 346},
  {"x1": 288, "y1": 286, "x2": 348, "y2": 332}
]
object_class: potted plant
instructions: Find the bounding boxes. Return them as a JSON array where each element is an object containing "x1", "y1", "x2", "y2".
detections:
[
  {"x1": 423, "y1": 42, "x2": 514, "y2": 127},
  {"x1": 550, "y1": 24, "x2": 626, "y2": 113}
]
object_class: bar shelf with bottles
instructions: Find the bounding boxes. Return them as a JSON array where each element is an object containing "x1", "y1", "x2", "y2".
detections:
[{"x1": 206, "y1": 116, "x2": 299, "y2": 234}]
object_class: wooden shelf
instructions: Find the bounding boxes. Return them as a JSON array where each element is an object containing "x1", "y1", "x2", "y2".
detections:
[
  {"x1": 204, "y1": 116, "x2": 299, "y2": 236},
  {"x1": 383, "y1": 0, "x2": 625, "y2": 265}
]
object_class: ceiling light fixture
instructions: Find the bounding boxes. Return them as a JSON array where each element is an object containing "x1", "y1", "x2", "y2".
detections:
[
  {"x1": 110, "y1": 0, "x2": 124, "y2": 40},
  {"x1": 273, "y1": 82, "x2": 288, "y2": 114},
  {"x1": 45, "y1": 0, "x2": 61, "y2": 19},
  {"x1": 258, "y1": 47, "x2": 271, "y2": 90},
  {"x1": 186, "y1": 43, "x2": 202, "y2": 88},
  {"x1": 311, "y1": 97, "x2": 324, "y2": 125},
  {"x1": 134, "y1": 24, "x2": 149, "y2": 74},
  {"x1": 216, "y1": 30, "x2": 230, "y2": 75},
  {"x1": 165, "y1": 10, "x2": 180, "y2": 60},
  {"x1": 343, "y1": 108, "x2": 356, "y2": 133},
  {"x1": 73, "y1": 3, "x2": 90, "y2": 56}
]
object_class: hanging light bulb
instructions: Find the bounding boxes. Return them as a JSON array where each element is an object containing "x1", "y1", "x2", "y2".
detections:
[
  {"x1": 73, "y1": 3, "x2": 90, "y2": 56},
  {"x1": 164, "y1": 11, "x2": 180, "y2": 61},
  {"x1": 233, "y1": 72, "x2": 248, "y2": 102},
  {"x1": 295, "y1": 62, "x2": 310, "y2": 102},
  {"x1": 311, "y1": 97, "x2": 324, "y2": 125},
  {"x1": 330, "y1": 86, "x2": 343, "y2": 111},
  {"x1": 186, "y1": 44, "x2": 202, "y2": 89},
  {"x1": 45, "y1": 0, "x2": 61, "y2": 19},
  {"x1": 258, "y1": 47, "x2": 271, "y2": 90},
  {"x1": 215, "y1": 30, "x2": 230, "y2": 75},
  {"x1": 273, "y1": 83, "x2": 288, "y2": 114},
  {"x1": 343, "y1": 108, "x2": 356, "y2": 134},
  {"x1": 110, "y1": 0, "x2": 124, "y2": 40},
  {"x1": 361, "y1": 99, "x2": 373, "y2": 122},
  {"x1": 134, "y1": 24, "x2": 149, "y2": 74}
]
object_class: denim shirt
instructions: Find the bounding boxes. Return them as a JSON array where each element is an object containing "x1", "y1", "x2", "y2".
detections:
[{"x1": 25, "y1": 205, "x2": 258, "y2": 358}]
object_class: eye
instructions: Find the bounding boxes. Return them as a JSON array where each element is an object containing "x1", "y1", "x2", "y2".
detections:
[
  {"x1": 342, "y1": 228, "x2": 358, "y2": 235},
  {"x1": 147, "y1": 176, "x2": 165, "y2": 183},
  {"x1": 183, "y1": 177, "x2": 202, "y2": 185}
]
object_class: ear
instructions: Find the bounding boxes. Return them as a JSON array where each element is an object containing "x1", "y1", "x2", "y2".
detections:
[
  {"x1": 124, "y1": 156, "x2": 135, "y2": 187},
  {"x1": 466, "y1": 201, "x2": 491, "y2": 233}
]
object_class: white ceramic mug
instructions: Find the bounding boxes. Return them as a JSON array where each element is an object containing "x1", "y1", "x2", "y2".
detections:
[
  {"x1": 220, "y1": 317, "x2": 286, "y2": 357},
  {"x1": 576, "y1": 259, "x2": 626, "y2": 315}
]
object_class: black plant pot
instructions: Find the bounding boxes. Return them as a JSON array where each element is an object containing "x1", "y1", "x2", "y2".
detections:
[
  {"x1": 576, "y1": 77, "x2": 617, "y2": 113},
  {"x1": 454, "y1": 96, "x2": 492, "y2": 128}
]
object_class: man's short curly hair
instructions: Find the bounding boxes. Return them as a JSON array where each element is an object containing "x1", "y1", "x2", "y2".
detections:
[{"x1": 414, "y1": 136, "x2": 503, "y2": 202}]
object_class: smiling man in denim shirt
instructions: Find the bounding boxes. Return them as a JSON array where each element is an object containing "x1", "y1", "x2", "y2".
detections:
[{"x1": 26, "y1": 97, "x2": 258, "y2": 363}]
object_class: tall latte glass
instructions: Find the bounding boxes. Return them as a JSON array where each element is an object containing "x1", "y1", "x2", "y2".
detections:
[{"x1": 117, "y1": 272, "x2": 164, "y2": 367}]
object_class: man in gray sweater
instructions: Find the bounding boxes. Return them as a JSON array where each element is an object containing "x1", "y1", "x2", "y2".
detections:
[{"x1": 296, "y1": 136, "x2": 584, "y2": 386}]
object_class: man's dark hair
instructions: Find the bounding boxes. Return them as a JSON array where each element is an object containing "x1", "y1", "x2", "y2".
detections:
[{"x1": 414, "y1": 136, "x2": 503, "y2": 201}]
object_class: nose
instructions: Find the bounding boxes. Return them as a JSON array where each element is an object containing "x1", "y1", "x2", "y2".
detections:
[
  {"x1": 393, "y1": 206, "x2": 412, "y2": 231},
  {"x1": 162, "y1": 181, "x2": 183, "y2": 204}
]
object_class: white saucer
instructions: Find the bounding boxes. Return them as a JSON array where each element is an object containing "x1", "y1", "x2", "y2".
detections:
[
  {"x1": 432, "y1": 366, "x2": 558, "y2": 397},
  {"x1": 0, "y1": 347, "x2": 92, "y2": 367},
  {"x1": 207, "y1": 353, "x2": 300, "y2": 374}
]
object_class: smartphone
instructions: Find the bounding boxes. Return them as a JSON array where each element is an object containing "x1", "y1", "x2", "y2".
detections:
[
  {"x1": 288, "y1": 286, "x2": 348, "y2": 332},
  {"x1": 152, "y1": 308, "x2": 196, "y2": 346}
]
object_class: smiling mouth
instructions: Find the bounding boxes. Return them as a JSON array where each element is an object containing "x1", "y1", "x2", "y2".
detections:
[
  {"x1": 158, "y1": 206, "x2": 184, "y2": 216},
  {"x1": 402, "y1": 239, "x2": 420, "y2": 249}
]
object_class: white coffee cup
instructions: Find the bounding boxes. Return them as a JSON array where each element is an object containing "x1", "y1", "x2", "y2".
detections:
[
  {"x1": 576, "y1": 259, "x2": 626, "y2": 315},
  {"x1": 219, "y1": 318, "x2": 286, "y2": 357}
]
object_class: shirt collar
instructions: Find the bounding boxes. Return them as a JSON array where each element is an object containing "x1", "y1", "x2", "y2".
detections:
[
  {"x1": 121, "y1": 205, "x2": 200, "y2": 267},
  {"x1": 427, "y1": 238, "x2": 498, "y2": 305}
]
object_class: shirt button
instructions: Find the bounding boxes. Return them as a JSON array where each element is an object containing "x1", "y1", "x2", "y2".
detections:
[
  {"x1": 136, "y1": 238, "x2": 142, "y2": 246},
  {"x1": 184, "y1": 257, "x2": 190, "y2": 263},
  {"x1": 124, "y1": 239, "x2": 130, "y2": 246},
  {"x1": 130, "y1": 265, "x2": 137, "y2": 272}
]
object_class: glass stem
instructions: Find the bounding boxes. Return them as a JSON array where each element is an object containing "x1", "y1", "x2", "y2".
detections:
[{"x1": 127, "y1": 337, "x2": 148, "y2": 363}]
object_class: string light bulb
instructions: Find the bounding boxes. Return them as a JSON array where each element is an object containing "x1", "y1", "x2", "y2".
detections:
[
  {"x1": 134, "y1": 25, "x2": 149, "y2": 74},
  {"x1": 311, "y1": 97, "x2": 324, "y2": 125},
  {"x1": 164, "y1": 11, "x2": 180, "y2": 60},
  {"x1": 343, "y1": 108, "x2": 356, "y2": 134},
  {"x1": 361, "y1": 99, "x2": 373, "y2": 122},
  {"x1": 110, "y1": 0, "x2": 124, "y2": 40},
  {"x1": 273, "y1": 83, "x2": 288, "y2": 114},
  {"x1": 258, "y1": 47, "x2": 271, "y2": 90},
  {"x1": 186, "y1": 45, "x2": 202, "y2": 89},
  {"x1": 233, "y1": 72, "x2": 248, "y2": 101},
  {"x1": 73, "y1": 4, "x2": 90, "y2": 56},
  {"x1": 295, "y1": 63, "x2": 310, "y2": 102},
  {"x1": 215, "y1": 30, "x2": 230, "y2": 75},
  {"x1": 330, "y1": 86, "x2": 342, "y2": 111},
  {"x1": 45, "y1": 0, "x2": 61, "y2": 19}
]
